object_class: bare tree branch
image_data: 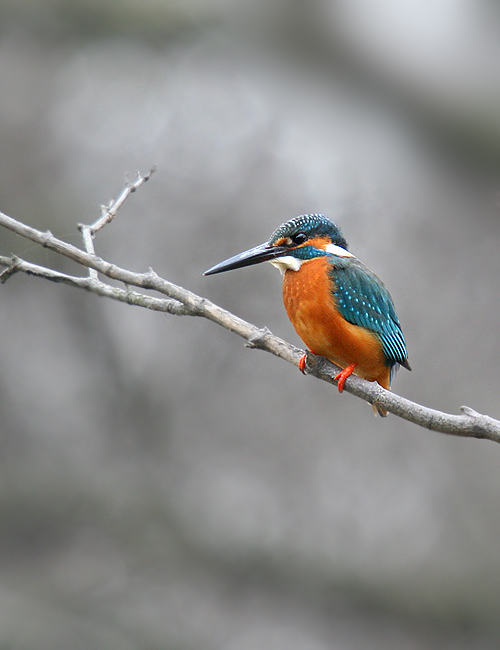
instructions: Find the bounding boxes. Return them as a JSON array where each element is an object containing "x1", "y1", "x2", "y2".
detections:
[
  {"x1": 1, "y1": 171, "x2": 499, "y2": 443},
  {"x1": 77, "y1": 167, "x2": 157, "y2": 281}
]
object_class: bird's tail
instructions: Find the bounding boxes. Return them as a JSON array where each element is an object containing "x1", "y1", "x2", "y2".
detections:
[
  {"x1": 373, "y1": 404, "x2": 388, "y2": 417},
  {"x1": 376, "y1": 359, "x2": 410, "y2": 416},
  {"x1": 373, "y1": 370, "x2": 392, "y2": 417}
]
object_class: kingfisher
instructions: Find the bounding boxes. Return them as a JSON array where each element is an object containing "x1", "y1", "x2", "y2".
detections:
[{"x1": 204, "y1": 214, "x2": 410, "y2": 415}]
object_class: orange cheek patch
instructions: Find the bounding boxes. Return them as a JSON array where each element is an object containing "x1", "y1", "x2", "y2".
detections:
[
  {"x1": 299, "y1": 236, "x2": 330, "y2": 251},
  {"x1": 273, "y1": 237, "x2": 289, "y2": 247}
]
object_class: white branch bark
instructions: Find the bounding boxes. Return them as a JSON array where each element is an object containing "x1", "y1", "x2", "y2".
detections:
[{"x1": 1, "y1": 171, "x2": 499, "y2": 443}]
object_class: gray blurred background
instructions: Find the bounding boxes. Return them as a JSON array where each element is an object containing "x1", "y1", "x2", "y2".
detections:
[{"x1": 1, "y1": 1, "x2": 500, "y2": 648}]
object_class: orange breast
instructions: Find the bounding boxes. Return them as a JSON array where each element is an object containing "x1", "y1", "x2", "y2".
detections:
[{"x1": 282, "y1": 257, "x2": 391, "y2": 389}]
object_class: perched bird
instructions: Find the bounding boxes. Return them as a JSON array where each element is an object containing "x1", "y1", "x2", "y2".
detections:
[{"x1": 204, "y1": 214, "x2": 410, "y2": 415}]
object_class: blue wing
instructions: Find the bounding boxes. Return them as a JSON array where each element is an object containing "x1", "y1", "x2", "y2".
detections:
[{"x1": 328, "y1": 257, "x2": 409, "y2": 368}]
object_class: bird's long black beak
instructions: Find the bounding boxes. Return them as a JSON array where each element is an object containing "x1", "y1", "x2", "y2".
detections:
[{"x1": 204, "y1": 241, "x2": 288, "y2": 276}]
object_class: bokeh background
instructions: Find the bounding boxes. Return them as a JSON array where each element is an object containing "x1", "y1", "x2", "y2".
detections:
[{"x1": 1, "y1": 1, "x2": 500, "y2": 648}]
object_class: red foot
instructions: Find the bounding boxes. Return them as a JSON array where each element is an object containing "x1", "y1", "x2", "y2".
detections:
[
  {"x1": 334, "y1": 363, "x2": 357, "y2": 392},
  {"x1": 298, "y1": 354, "x2": 307, "y2": 374}
]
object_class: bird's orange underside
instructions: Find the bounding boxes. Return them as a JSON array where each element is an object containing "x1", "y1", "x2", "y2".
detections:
[{"x1": 282, "y1": 256, "x2": 391, "y2": 390}]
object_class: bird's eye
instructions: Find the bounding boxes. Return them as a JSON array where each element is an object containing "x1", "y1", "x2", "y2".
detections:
[{"x1": 291, "y1": 232, "x2": 307, "y2": 245}]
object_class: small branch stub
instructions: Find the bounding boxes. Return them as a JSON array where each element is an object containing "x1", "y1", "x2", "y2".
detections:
[
  {"x1": 0, "y1": 255, "x2": 22, "y2": 283},
  {"x1": 245, "y1": 326, "x2": 272, "y2": 349}
]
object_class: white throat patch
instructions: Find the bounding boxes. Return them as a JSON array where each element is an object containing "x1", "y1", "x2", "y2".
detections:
[{"x1": 268, "y1": 256, "x2": 304, "y2": 275}]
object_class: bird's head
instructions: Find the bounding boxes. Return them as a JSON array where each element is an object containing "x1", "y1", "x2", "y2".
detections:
[{"x1": 204, "y1": 214, "x2": 351, "y2": 276}]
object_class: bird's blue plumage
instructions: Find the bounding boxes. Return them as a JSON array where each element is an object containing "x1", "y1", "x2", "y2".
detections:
[
  {"x1": 270, "y1": 214, "x2": 349, "y2": 250},
  {"x1": 327, "y1": 257, "x2": 408, "y2": 368}
]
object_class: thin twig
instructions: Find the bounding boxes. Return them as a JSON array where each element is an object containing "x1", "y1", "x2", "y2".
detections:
[
  {"x1": 0, "y1": 254, "x2": 188, "y2": 314},
  {"x1": 82, "y1": 166, "x2": 157, "y2": 237},
  {"x1": 77, "y1": 167, "x2": 157, "y2": 279}
]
